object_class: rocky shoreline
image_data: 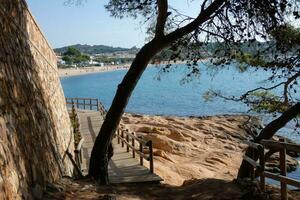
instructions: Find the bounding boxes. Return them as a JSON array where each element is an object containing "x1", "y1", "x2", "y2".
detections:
[{"x1": 120, "y1": 113, "x2": 299, "y2": 185}]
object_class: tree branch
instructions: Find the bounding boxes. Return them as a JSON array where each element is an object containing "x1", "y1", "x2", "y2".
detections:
[
  {"x1": 198, "y1": 27, "x2": 230, "y2": 41},
  {"x1": 255, "y1": 102, "x2": 300, "y2": 142},
  {"x1": 164, "y1": 0, "x2": 227, "y2": 43},
  {"x1": 283, "y1": 71, "x2": 300, "y2": 105},
  {"x1": 240, "y1": 82, "x2": 286, "y2": 99},
  {"x1": 201, "y1": 0, "x2": 209, "y2": 12},
  {"x1": 155, "y1": 0, "x2": 168, "y2": 37}
]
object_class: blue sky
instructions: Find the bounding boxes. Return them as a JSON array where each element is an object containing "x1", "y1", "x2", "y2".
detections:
[{"x1": 26, "y1": 0, "x2": 199, "y2": 48}]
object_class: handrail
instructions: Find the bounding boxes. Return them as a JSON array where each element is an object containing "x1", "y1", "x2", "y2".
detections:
[
  {"x1": 117, "y1": 137, "x2": 150, "y2": 160},
  {"x1": 66, "y1": 97, "x2": 107, "y2": 117},
  {"x1": 66, "y1": 97, "x2": 99, "y2": 111},
  {"x1": 261, "y1": 140, "x2": 300, "y2": 153},
  {"x1": 67, "y1": 97, "x2": 98, "y2": 100},
  {"x1": 264, "y1": 171, "x2": 300, "y2": 188},
  {"x1": 242, "y1": 140, "x2": 265, "y2": 190},
  {"x1": 76, "y1": 138, "x2": 85, "y2": 152},
  {"x1": 243, "y1": 139, "x2": 300, "y2": 200},
  {"x1": 115, "y1": 128, "x2": 154, "y2": 173},
  {"x1": 123, "y1": 129, "x2": 149, "y2": 146}
]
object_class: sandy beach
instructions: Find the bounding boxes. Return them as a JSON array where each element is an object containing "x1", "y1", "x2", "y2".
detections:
[
  {"x1": 58, "y1": 65, "x2": 131, "y2": 77},
  {"x1": 58, "y1": 59, "x2": 210, "y2": 77}
]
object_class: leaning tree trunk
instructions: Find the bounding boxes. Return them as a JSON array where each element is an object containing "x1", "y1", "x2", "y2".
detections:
[
  {"x1": 237, "y1": 102, "x2": 300, "y2": 178},
  {"x1": 87, "y1": 0, "x2": 227, "y2": 183},
  {"x1": 88, "y1": 38, "x2": 167, "y2": 183}
]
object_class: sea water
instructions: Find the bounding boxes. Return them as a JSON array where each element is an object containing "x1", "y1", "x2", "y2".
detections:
[
  {"x1": 61, "y1": 63, "x2": 299, "y2": 140},
  {"x1": 61, "y1": 63, "x2": 300, "y2": 184}
]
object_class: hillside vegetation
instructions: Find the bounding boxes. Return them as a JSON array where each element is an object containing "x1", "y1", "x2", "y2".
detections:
[{"x1": 54, "y1": 44, "x2": 138, "y2": 55}]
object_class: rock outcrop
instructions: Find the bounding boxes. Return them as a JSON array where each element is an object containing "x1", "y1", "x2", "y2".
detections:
[
  {"x1": 0, "y1": 1, "x2": 74, "y2": 199},
  {"x1": 120, "y1": 114, "x2": 299, "y2": 186},
  {"x1": 121, "y1": 114, "x2": 256, "y2": 186}
]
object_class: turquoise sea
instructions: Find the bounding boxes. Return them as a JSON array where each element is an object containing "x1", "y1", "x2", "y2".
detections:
[
  {"x1": 60, "y1": 63, "x2": 299, "y2": 184},
  {"x1": 61, "y1": 63, "x2": 299, "y2": 142}
]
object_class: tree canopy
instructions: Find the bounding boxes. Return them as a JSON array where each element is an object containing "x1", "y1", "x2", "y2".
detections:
[
  {"x1": 204, "y1": 25, "x2": 300, "y2": 119},
  {"x1": 66, "y1": 0, "x2": 300, "y2": 184},
  {"x1": 55, "y1": 44, "x2": 138, "y2": 55},
  {"x1": 62, "y1": 47, "x2": 90, "y2": 65}
]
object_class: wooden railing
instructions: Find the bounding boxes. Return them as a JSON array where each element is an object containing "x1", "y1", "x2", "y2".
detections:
[
  {"x1": 66, "y1": 97, "x2": 107, "y2": 176},
  {"x1": 66, "y1": 97, "x2": 106, "y2": 116},
  {"x1": 243, "y1": 139, "x2": 300, "y2": 200},
  {"x1": 115, "y1": 129, "x2": 154, "y2": 173}
]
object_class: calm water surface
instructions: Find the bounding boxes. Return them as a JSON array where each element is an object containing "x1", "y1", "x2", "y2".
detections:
[
  {"x1": 61, "y1": 64, "x2": 299, "y2": 141},
  {"x1": 61, "y1": 63, "x2": 300, "y2": 182}
]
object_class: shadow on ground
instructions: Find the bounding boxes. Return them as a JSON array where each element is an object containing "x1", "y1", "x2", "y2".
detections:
[{"x1": 44, "y1": 178, "x2": 300, "y2": 200}]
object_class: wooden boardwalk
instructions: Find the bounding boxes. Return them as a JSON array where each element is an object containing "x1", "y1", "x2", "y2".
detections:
[{"x1": 77, "y1": 109, "x2": 162, "y2": 184}]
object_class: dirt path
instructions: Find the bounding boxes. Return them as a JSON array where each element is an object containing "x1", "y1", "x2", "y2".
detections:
[{"x1": 44, "y1": 178, "x2": 300, "y2": 200}]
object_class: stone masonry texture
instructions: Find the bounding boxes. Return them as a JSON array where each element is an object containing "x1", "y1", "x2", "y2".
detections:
[{"x1": 0, "y1": 0, "x2": 74, "y2": 199}]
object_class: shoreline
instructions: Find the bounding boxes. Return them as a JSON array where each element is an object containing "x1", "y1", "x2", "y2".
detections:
[
  {"x1": 58, "y1": 59, "x2": 210, "y2": 78},
  {"x1": 58, "y1": 64, "x2": 131, "y2": 78}
]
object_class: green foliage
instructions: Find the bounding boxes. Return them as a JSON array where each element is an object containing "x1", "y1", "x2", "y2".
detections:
[
  {"x1": 55, "y1": 44, "x2": 138, "y2": 55},
  {"x1": 62, "y1": 47, "x2": 90, "y2": 65},
  {"x1": 67, "y1": 0, "x2": 300, "y2": 120},
  {"x1": 204, "y1": 23, "x2": 300, "y2": 115},
  {"x1": 232, "y1": 52, "x2": 267, "y2": 68},
  {"x1": 69, "y1": 112, "x2": 82, "y2": 148},
  {"x1": 94, "y1": 56, "x2": 133, "y2": 64},
  {"x1": 105, "y1": 0, "x2": 155, "y2": 19},
  {"x1": 62, "y1": 55, "x2": 72, "y2": 63},
  {"x1": 63, "y1": 47, "x2": 81, "y2": 56},
  {"x1": 202, "y1": 91, "x2": 218, "y2": 102},
  {"x1": 270, "y1": 25, "x2": 300, "y2": 51},
  {"x1": 246, "y1": 91, "x2": 288, "y2": 113}
]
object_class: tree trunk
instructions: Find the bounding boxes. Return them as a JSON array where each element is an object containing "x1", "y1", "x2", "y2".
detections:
[
  {"x1": 237, "y1": 103, "x2": 300, "y2": 178},
  {"x1": 88, "y1": 38, "x2": 167, "y2": 183},
  {"x1": 87, "y1": 0, "x2": 227, "y2": 183}
]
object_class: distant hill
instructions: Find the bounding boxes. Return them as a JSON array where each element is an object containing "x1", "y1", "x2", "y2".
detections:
[{"x1": 54, "y1": 44, "x2": 139, "y2": 55}]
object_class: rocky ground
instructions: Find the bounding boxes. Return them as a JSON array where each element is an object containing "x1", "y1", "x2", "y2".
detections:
[
  {"x1": 44, "y1": 114, "x2": 300, "y2": 199},
  {"x1": 120, "y1": 114, "x2": 299, "y2": 186},
  {"x1": 44, "y1": 178, "x2": 300, "y2": 200}
]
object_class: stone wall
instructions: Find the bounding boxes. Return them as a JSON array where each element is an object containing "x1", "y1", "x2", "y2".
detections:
[{"x1": 0, "y1": 0, "x2": 74, "y2": 199}]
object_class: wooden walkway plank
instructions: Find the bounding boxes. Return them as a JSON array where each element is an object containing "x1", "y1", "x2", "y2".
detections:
[{"x1": 76, "y1": 109, "x2": 162, "y2": 184}]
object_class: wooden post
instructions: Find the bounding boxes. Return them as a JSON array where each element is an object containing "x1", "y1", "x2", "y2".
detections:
[
  {"x1": 83, "y1": 99, "x2": 86, "y2": 109},
  {"x1": 79, "y1": 149, "x2": 82, "y2": 164},
  {"x1": 97, "y1": 99, "x2": 99, "y2": 111},
  {"x1": 117, "y1": 129, "x2": 120, "y2": 144},
  {"x1": 90, "y1": 99, "x2": 92, "y2": 110},
  {"x1": 148, "y1": 141, "x2": 154, "y2": 173},
  {"x1": 132, "y1": 132, "x2": 135, "y2": 158},
  {"x1": 258, "y1": 145, "x2": 265, "y2": 192},
  {"x1": 279, "y1": 138, "x2": 287, "y2": 200},
  {"x1": 140, "y1": 142, "x2": 143, "y2": 166},
  {"x1": 121, "y1": 131, "x2": 124, "y2": 147},
  {"x1": 71, "y1": 100, "x2": 75, "y2": 112},
  {"x1": 126, "y1": 134, "x2": 129, "y2": 152},
  {"x1": 74, "y1": 150, "x2": 81, "y2": 170},
  {"x1": 250, "y1": 147, "x2": 255, "y2": 180},
  {"x1": 77, "y1": 99, "x2": 79, "y2": 108},
  {"x1": 71, "y1": 101, "x2": 75, "y2": 126}
]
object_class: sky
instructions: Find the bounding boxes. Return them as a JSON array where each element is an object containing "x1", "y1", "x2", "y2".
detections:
[{"x1": 26, "y1": 0, "x2": 199, "y2": 49}]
